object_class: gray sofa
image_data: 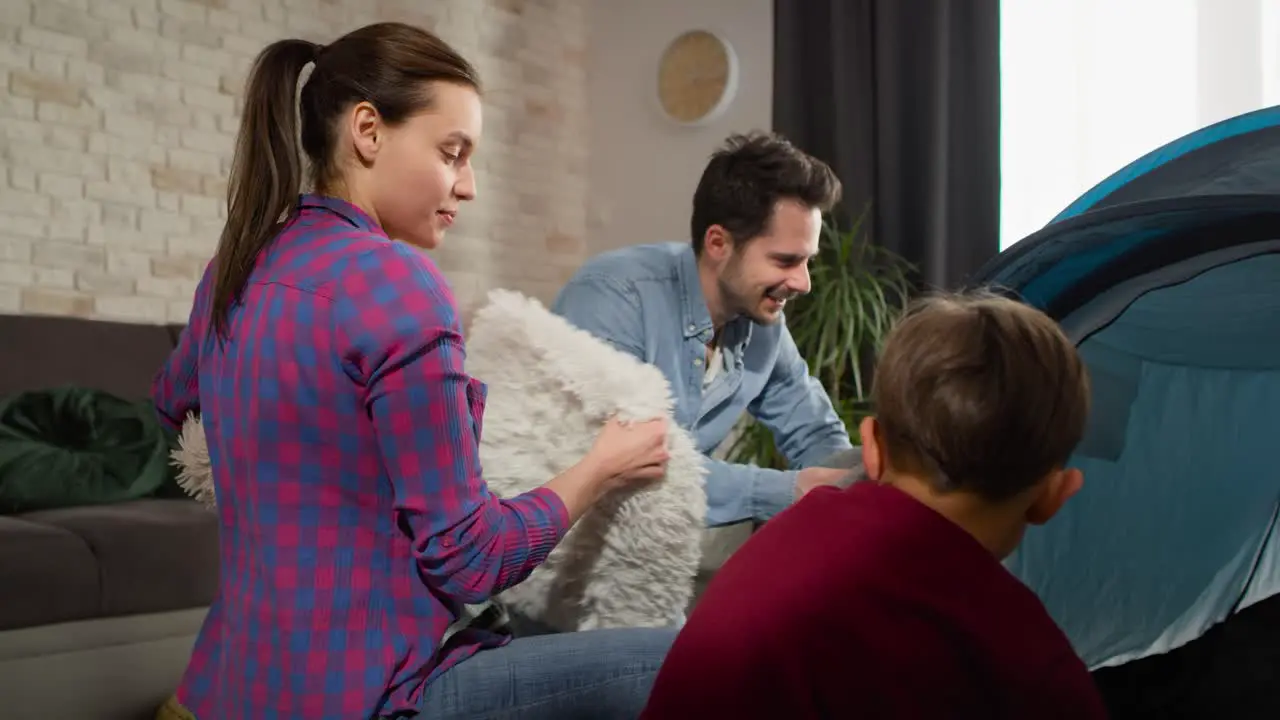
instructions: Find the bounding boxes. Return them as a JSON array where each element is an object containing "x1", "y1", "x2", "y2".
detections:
[{"x1": 0, "y1": 314, "x2": 218, "y2": 720}]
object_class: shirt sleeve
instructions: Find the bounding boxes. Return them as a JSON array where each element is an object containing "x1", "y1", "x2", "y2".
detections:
[
  {"x1": 747, "y1": 319, "x2": 854, "y2": 468},
  {"x1": 333, "y1": 242, "x2": 572, "y2": 605},
  {"x1": 551, "y1": 272, "x2": 648, "y2": 357},
  {"x1": 152, "y1": 258, "x2": 215, "y2": 433},
  {"x1": 552, "y1": 272, "x2": 800, "y2": 526}
]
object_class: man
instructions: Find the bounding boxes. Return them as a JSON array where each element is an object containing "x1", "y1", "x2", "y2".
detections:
[{"x1": 552, "y1": 131, "x2": 856, "y2": 527}]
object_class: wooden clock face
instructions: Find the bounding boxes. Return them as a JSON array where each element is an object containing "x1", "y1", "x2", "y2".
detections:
[{"x1": 657, "y1": 30, "x2": 736, "y2": 125}]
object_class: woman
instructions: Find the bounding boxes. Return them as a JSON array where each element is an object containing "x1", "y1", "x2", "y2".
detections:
[{"x1": 153, "y1": 21, "x2": 678, "y2": 720}]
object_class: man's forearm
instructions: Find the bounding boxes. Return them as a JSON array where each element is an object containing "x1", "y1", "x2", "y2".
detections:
[
  {"x1": 815, "y1": 446, "x2": 865, "y2": 474},
  {"x1": 701, "y1": 457, "x2": 799, "y2": 527},
  {"x1": 785, "y1": 423, "x2": 855, "y2": 469}
]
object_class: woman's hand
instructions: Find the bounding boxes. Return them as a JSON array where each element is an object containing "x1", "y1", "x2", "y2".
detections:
[
  {"x1": 544, "y1": 416, "x2": 671, "y2": 524},
  {"x1": 586, "y1": 417, "x2": 671, "y2": 490}
]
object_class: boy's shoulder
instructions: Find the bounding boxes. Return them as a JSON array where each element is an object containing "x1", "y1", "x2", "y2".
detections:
[
  {"x1": 737, "y1": 481, "x2": 1082, "y2": 659},
  {"x1": 663, "y1": 482, "x2": 1104, "y2": 717}
]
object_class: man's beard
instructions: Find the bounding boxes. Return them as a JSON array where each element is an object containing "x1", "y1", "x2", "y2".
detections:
[{"x1": 718, "y1": 262, "x2": 795, "y2": 326}]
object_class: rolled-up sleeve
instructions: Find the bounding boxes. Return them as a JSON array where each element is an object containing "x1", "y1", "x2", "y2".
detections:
[
  {"x1": 748, "y1": 320, "x2": 853, "y2": 468},
  {"x1": 333, "y1": 242, "x2": 570, "y2": 604}
]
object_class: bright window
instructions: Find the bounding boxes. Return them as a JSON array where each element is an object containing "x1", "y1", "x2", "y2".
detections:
[{"x1": 999, "y1": 0, "x2": 1279, "y2": 249}]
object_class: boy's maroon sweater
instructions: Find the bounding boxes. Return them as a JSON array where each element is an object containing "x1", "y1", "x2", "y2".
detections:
[{"x1": 641, "y1": 481, "x2": 1108, "y2": 719}]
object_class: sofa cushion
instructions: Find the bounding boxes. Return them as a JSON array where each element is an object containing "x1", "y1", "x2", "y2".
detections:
[
  {"x1": 0, "y1": 515, "x2": 101, "y2": 630},
  {"x1": 0, "y1": 386, "x2": 179, "y2": 513},
  {"x1": 18, "y1": 499, "x2": 219, "y2": 621},
  {"x1": 165, "y1": 323, "x2": 187, "y2": 347},
  {"x1": 0, "y1": 314, "x2": 176, "y2": 401}
]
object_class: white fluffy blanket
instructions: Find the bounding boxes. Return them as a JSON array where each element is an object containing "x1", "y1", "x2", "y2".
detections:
[{"x1": 173, "y1": 289, "x2": 708, "y2": 632}]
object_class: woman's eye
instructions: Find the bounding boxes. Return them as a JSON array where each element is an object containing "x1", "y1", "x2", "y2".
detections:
[{"x1": 442, "y1": 149, "x2": 461, "y2": 163}]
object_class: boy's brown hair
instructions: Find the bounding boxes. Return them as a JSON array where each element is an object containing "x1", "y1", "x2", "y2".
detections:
[{"x1": 871, "y1": 289, "x2": 1091, "y2": 502}]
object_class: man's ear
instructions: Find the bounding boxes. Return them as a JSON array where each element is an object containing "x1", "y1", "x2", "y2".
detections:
[
  {"x1": 1025, "y1": 468, "x2": 1084, "y2": 525},
  {"x1": 858, "y1": 416, "x2": 885, "y2": 482},
  {"x1": 702, "y1": 225, "x2": 732, "y2": 262}
]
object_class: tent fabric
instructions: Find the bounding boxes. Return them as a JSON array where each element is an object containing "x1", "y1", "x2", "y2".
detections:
[
  {"x1": 969, "y1": 105, "x2": 1280, "y2": 671},
  {"x1": 979, "y1": 195, "x2": 1280, "y2": 319},
  {"x1": 1007, "y1": 257, "x2": 1280, "y2": 669},
  {"x1": 1054, "y1": 105, "x2": 1280, "y2": 219}
]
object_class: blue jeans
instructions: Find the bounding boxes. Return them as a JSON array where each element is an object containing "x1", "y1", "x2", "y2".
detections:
[{"x1": 418, "y1": 627, "x2": 678, "y2": 719}]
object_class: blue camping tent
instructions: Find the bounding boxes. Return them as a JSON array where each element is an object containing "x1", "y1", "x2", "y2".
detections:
[{"x1": 969, "y1": 105, "x2": 1280, "y2": 671}]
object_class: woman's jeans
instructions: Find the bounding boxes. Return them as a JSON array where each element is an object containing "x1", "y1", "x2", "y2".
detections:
[{"x1": 418, "y1": 626, "x2": 678, "y2": 720}]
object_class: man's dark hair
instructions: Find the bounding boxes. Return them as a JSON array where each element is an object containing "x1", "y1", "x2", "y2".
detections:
[
  {"x1": 690, "y1": 131, "x2": 842, "y2": 255},
  {"x1": 872, "y1": 290, "x2": 1092, "y2": 502}
]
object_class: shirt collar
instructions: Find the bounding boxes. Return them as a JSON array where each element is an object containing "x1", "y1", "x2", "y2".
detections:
[
  {"x1": 676, "y1": 243, "x2": 715, "y2": 341},
  {"x1": 298, "y1": 193, "x2": 383, "y2": 235},
  {"x1": 676, "y1": 243, "x2": 754, "y2": 349}
]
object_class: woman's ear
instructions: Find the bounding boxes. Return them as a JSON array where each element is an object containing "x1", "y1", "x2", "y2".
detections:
[
  {"x1": 858, "y1": 416, "x2": 885, "y2": 482},
  {"x1": 349, "y1": 101, "x2": 382, "y2": 165}
]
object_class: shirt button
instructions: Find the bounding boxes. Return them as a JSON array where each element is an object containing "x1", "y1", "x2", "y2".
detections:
[
  {"x1": 693, "y1": 357, "x2": 703, "y2": 366},
  {"x1": 687, "y1": 324, "x2": 696, "y2": 332}
]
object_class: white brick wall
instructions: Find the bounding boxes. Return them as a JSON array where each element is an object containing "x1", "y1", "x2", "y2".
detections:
[{"x1": 0, "y1": 0, "x2": 589, "y2": 324}]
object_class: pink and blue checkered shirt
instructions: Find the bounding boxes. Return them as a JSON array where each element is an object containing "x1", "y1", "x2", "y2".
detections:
[{"x1": 153, "y1": 194, "x2": 571, "y2": 719}]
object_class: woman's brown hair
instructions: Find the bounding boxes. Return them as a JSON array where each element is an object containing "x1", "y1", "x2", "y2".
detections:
[{"x1": 209, "y1": 22, "x2": 480, "y2": 340}]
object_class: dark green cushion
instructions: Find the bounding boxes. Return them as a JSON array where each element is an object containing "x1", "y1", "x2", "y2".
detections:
[{"x1": 0, "y1": 386, "x2": 176, "y2": 514}]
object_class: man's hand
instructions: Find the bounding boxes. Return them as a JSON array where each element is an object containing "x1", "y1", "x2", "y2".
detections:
[{"x1": 795, "y1": 466, "x2": 853, "y2": 499}]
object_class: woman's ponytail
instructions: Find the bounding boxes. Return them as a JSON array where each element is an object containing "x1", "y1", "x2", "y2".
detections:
[{"x1": 209, "y1": 39, "x2": 318, "y2": 341}]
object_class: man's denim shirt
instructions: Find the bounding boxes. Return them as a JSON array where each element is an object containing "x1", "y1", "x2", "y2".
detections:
[{"x1": 551, "y1": 242, "x2": 853, "y2": 527}]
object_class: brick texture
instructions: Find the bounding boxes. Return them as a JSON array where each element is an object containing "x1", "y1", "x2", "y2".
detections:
[{"x1": 0, "y1": 0, "x2": 589, "y2": 324}]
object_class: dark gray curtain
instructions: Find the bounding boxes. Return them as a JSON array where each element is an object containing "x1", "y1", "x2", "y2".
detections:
[{"x1": 772, "y1": 0, "x2": 1001, "y2": 290}]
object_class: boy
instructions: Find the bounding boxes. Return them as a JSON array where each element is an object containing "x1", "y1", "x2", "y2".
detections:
[{"x1": 641, "y1": 291, "x2": 1108, "y2": 719}]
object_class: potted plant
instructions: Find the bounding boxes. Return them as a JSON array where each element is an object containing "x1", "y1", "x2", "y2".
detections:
[{"x1": 724, "y1": 204, "x2": 914, "y2": 469}]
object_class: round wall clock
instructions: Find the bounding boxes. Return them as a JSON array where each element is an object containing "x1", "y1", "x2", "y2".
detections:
[{"x1": 656, "y1": 29, "x2": 739, "y2": 126}]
